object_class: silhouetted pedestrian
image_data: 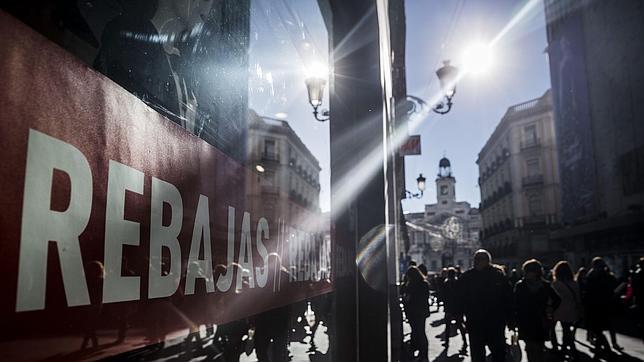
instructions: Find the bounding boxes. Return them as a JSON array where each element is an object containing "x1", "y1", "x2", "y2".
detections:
[
  {"x1": 435, "y1": 268, "x2": 447, "y2": 312},
  {"x1": 633, "y1": 257, "x2": 644, "y2": 342},
  {"x1": 402, "y1": 266, "x2": 430, "y2": 362},
  {"x1": 418, "y1": 264, "x2": 429, "y2": 278},
  {"x1": 457, "y1": 250, "x2": 513, "y2": 362},
  {"x1": 575, "y1": 266, "x2": 592, "y2": 344},
  {"x1": 442, "y1": 267, "x2": 467, "y2": 351},
  {"x1": 585, "y1": 257, "x2": 619, "y2": 357},
  {"x1": 605, "y1": 265, "x2": 624, "y2": 352},
  {"x1": 254, "y1": 305, "x2": 290, "y2": 362},
  {"x1": 514, "y1": 259, "x2": 561, "y2": 362},
  {"x1": 552, "y1": 260, "x2": 581, "y2": 357}
]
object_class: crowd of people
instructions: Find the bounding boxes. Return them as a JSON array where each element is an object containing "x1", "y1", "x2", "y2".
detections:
[{"x1": 401, "y1": 250, "x2": 644, "y2": 362}]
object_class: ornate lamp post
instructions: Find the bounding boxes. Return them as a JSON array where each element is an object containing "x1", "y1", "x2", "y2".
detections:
[
  {"x1": 432, "y1": 60, "x2": 459, "y2": 114},
  {"x1": 305, "y1": 76, "x2": 330, "y2": 122},
  {"x1": 406, "y1": 60, "x2": 459, "y2": 116},
  {"x1": 404, "y1": 173, "x2": 426, "y2": 199}
]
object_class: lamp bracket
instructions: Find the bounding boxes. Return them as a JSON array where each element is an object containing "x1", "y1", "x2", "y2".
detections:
[{"x1": 312, "y1": 105, "x2": 329, "y2": 122}]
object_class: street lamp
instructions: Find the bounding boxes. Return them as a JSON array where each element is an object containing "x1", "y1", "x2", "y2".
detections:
[
  {"x1": 305, "y1": 64, "x2": 330, "y2": 122},
  {"x1": 406, "y1": 60, "x2": 460, "y2": 116},
  {"x1": 404, "y1": 173, "x2": 426, "y2": 199},
  {"x1": 432, "y1": 60, "x2": 458, "y2": 115}
]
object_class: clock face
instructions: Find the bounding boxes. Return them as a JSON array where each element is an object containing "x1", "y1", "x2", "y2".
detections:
[
  {"x1": 441, "y1": 216, "x2": 462, "y2": 240},
  {"x1": 440, "y1": 185, "x2": 449, "y2": 195}
]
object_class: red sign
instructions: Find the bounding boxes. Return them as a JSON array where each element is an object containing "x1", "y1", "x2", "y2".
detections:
[
  {"x1": 0, "y1": 11, "x2": 331, "y2": 360},
  {"x1": 399, "y1": 134, "x2": 422, "y2": 156}
]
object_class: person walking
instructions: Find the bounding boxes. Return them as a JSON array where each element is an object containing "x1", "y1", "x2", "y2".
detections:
[
  {"x1": 402, "y1": 266, "x2": 430, "y2": 362},
  {"x1": 575, "y1": 266, "x2": 592, "y2": 343},
  {"x1": 435, "y1": 268, "x2": 447, "y2": 312},
  {"x1": 584, "y1": 257, "x2": 619, "y2": 358},
  {"x1": 514, "y1": 259, "x2": 561, "y2": 362},
  {"x1": 442, "y1": 267, "x2": 468, "y2": 351},
  {"x1": 606, "y1": 265, "x2": 625, "y2": 352},
  {"x1": 457, "y1": 249, "x2": 513, "y2": 362},
  {"x1": 633, "y1": 257, "x2": 644, "y2": 343},
  {"x1": 552, "y1": 261, "x2": 582, "y2": 358}
]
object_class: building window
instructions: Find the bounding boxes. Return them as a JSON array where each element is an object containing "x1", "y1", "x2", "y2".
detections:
[
  {"x1": 442, "y1": 200, "x2": 448, "y2": 205},
  {"x1": 528, "y1": 194, "x2": 543, "y2": 216},
  {"x1": 523, "y1": 124, "x2": 538, "y2": 146},
  {"x1": 264, "y1": 138, "x2": 277, "y2": 160},
  {"x1": 526, "y1": 158, "x2": 540, "y2": 176},
  {"x1": 431, "y1": 261, "x2": 438, "y2": 271}
]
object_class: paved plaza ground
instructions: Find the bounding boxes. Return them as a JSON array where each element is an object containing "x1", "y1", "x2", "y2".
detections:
[{"x1": 405, "y1": 307, "x2": 644, "y2": 362}]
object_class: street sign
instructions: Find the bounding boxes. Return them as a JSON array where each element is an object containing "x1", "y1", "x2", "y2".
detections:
[{"x1": 400, "y1": 134, "x2": 421, "y2": 156}]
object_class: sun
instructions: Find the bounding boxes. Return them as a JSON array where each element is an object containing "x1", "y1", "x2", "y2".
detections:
[
  {"x1": 306, "y1": 62, "x2": 329, "y2": 79},
  {"x1": 462, "y1": 42, "x2": 494, "y2": 76}
]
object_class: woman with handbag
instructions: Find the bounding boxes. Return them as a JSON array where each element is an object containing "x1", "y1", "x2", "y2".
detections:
[
  {"x1": 552, "y1": 261, "x2": 582, "y2": 358},
  {"x1": 514, "y1": 259, "x2": 561, "y2": 362}
]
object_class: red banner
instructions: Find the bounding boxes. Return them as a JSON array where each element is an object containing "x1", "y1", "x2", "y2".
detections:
[{"x1": 0, "y1": 11, "x2": 331, "y2": 360}]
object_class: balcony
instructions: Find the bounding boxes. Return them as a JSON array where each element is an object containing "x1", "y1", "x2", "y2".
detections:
[
  {"x1": 523, "y1": 215, "x2": 547, "y2": 225},
  {"x1": 261, "y1": 152, "x2": 280, "y2": 162},
  {"x1": 479, "y1": 148, "x2": 510, "y2": 185},
  {"x1": 481, "y1": 218, "x2": 514, "y2": 239},
  {"x1": 480, "y1": 182, "x2": 512, "y2": 210},
  {"x1": 522, "y1": 174, "x2": 544, "y2": 187},
  {"x1": 515, "y1": 214, "x2": 559, "y2": 228},
  {"x1": 520, "y1": 137, "x2": 540, "y2": 150},
  {"x1": 289, "y1": 190, "x2": 316, "y2": 210}
]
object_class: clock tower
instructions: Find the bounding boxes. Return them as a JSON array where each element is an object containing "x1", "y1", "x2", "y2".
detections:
[{"x1": 436, "y1": 157, "x2": 456, "y2": 207}]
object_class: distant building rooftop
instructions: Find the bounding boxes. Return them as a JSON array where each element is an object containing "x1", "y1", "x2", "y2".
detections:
[
  {"x1": 249, "y1": 110, "x2": 321, "y2": 170},
  {"x1": 477, "y1": 89, "x2": 552, "y2": 162}
]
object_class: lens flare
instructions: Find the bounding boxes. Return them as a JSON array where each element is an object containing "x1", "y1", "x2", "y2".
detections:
[
  {"x1": 306, "y1": 62, "x2": 329, "y2": 79},
  {"x1": 462, "y1": 42, "x2": 494, "y2": 75}
]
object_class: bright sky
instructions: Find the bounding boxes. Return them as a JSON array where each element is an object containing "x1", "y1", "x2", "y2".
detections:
[{"x1": 402, "y1": 0, "x2": 552, "y2": 213}]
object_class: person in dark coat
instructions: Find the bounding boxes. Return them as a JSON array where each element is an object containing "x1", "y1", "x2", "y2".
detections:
[
  {"x1": 584, "y1": 257, "x2": 619, "y2": 357},
  {"x1": 514, "y1": 259, "x2": 561, "y2": 362},
  {"x1": 633, "y1": 257, "x2": 644, "y2": 343},
  {"x1": 442, "y1": 267, "x2": 467, "y2": 351},
  {"x1": 457, "y1": 249, "x2": 513, "y2": 362},
  {"x1": 254, "y1": 305, "x2": 290, "y2": 362},
  {"x1": 402, "y1": 266, "x2": 430, "y2": 362},
  {"x1": 418, "y1": 264, "x2": 429, "y2": 278},
  {"x1": 435, "y1": 268, "x2": 447, "y2": 312}
]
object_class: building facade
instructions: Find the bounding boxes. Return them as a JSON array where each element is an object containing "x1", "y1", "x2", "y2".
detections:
[
  {"x1": 406, "y1": 158, "x2": 481, "y2": 272},
  {"x1": 247, "y1": 111, "x2": 322, "y2": 217},
  {"x1": 545, "y1": 0, "x2": 644, "y2": 275},
  {"x1": 246, "y1": 111, "x2": 330, "y2": 282},
  {"x1": 477, "y1": 90, "x2": 561, "y2": 268}
]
